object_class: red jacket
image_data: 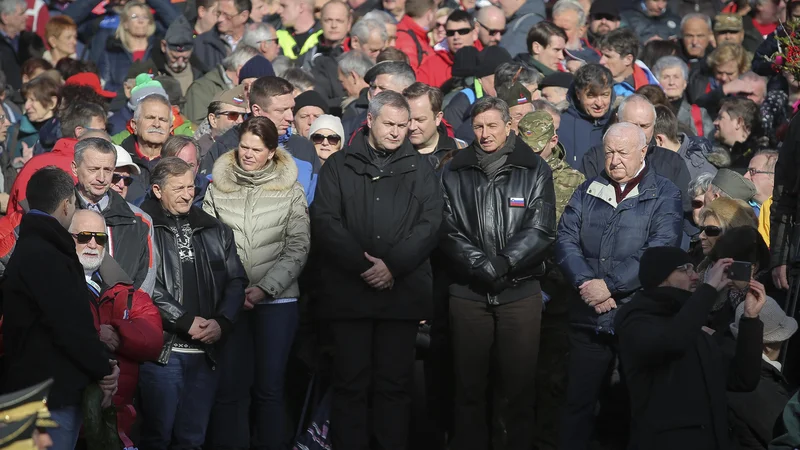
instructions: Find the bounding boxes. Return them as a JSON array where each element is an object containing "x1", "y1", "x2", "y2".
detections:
[
  {"x1": 88, "y1": 257, "x2": 163, "y2": 444},
  {"x1": 8, "y1": 138, "x2": 79, "y2": 215},
  {"x1": 416, "y1": 41, "x2": 484, "y2": 88},
  {"x1": 25, "y1": 0, "x2": 49, "y2": 41},
  {"x1": 396, "y1": 15, "x2": 435, "y2": 71}
]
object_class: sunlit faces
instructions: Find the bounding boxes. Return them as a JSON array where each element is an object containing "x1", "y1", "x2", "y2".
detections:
[
  {"x1": 532, "y1": 35, "x2": 566, "y2": 71},
  {"x1": 132, "y1": 100, "x2": 171, "y2": 145},
  {"x1": 154, "y1": 169, "x2": 195, "y2": 215},
  {"x1": 73, "y1": 149, "x2": 116, "y2": 202},
  {"x1": 407, "y1": 95, "x2": 442, "y2": 149},
  {"x1": 237, "y1": 131, "x2": 275, "y2": 171},
  {"x1": 294, "y1": 105, "x2": 325, "y2": 138},
  {"x1": 657, "y1": 66, "x2": 687, "y2": 100},
  {"x1": 367, "y1": 105, "x2": 410, "y2": 152},
  {"x1": 576, "y1": 86, "x2": 612, "y2": 118},
  {"x1": 472, "y1": 108, "x2": 511, "y2": 153}
]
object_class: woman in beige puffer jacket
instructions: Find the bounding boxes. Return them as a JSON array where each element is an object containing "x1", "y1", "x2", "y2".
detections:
[{"x1": 202, "y1": 116, "x2": 309, "y2": 448}]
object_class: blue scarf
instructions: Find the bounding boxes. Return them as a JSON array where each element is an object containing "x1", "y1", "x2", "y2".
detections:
[{"x1": 279, "y1": 127, "x2": 293, "y2": 145}]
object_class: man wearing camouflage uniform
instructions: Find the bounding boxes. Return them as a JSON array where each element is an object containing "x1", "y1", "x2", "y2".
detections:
[{"x1": 518, "y1": 111, "x2": 584, "y2": 450}]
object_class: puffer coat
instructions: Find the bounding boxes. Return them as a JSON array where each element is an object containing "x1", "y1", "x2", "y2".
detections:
[{"x1": 203, "y1": 147, "x2": 310, "y2": 299}]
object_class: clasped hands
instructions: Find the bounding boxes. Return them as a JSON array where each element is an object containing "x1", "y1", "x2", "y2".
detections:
[
  {"x1": 188, "y1": 317, "x2": 221, "y2": 344},
  {"x1": 361, "y1": 252, "x2": 394, "y2": 290},
  {"x1": 580, "y1": 279, "x2": 616, "y2": 314}
]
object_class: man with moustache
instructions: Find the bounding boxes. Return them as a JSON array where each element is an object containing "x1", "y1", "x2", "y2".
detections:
[
  {"x1": 120, "y1": 95, "x2": 173, "y2": 202},
  {"x1": 586, "y1": 0, "x2": 620, "y2": 47},
  {"x1": 149, "y1": 16, "x2": 207, "y2": 96},
  {"x1": 403, "y1": 82, "x2": 464, "y2": 169}
]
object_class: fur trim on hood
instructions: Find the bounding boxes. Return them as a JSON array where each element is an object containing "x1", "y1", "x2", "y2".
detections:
[{"x1": 211, "y1": 146, "x2": 298, "y2": 193}]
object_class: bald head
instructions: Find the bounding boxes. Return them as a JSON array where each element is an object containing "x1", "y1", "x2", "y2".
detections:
[
  {"x1": 603, "y1": 122, "x2": 648, "y2": 183},
  {"x1": 476, "y1": 5, "x2": 506, "y2": 47},
  {"x1": 617, "y1": 94, "x2": 656, "y2": 142},
  {"x1": 70, "y1": 209, "x2": 106, "y2": 234},
  {"x1": 78, "y1": 129, "x2": 112, "y2": 142}
]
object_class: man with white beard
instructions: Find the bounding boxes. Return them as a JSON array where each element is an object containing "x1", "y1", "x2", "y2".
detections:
[{"x1": 70, "y1": 209, "x2": 163, "y2": 446}]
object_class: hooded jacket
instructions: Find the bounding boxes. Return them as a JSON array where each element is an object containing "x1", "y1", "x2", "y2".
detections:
[
  {"x1": 499, "y1": 0, "x2": 546, "y2": 58},
  {"x1": 613, "y1": 61, "x2": 660, "y2": 98},
  {"x1": 557, "y1": 85, "x2": 616, "y2": 169},
  {"x1": 614, "y1": 285, "x2": 763, "y2": 450},
  {"x1": 555, "y1": 167, "x2": 683, "y2": 332},
  {"x1": 203, "y1": 149, "x2": 310, "y2": 299},
  {"x1": 8, "y1": 137, "x2": 78, "y2": 215}
]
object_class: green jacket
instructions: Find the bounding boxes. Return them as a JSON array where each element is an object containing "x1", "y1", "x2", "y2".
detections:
[
  {"x1": 185, "y1": 65, "x2": 230, "y2": 125},
  {"x1": 203, "y1": 148, "x2": 310, "y2": 299},
  {"x1": 546, "y1": 143, "x2": 585, "y2": 223}
]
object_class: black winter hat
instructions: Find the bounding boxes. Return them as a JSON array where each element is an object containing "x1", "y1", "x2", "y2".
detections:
[
  {"x1": 638, "y1": 247, "x2": 693, "y2": 290},
  {"x1": 540, "y1": 71, "x2": 574, "y2": 89},
  {"x1": 475, "y1": 46, "x2": 513, "y2": 78},
  {"x1": 451, "y1": 46, "x2": 480, "y2": 78},
  {"x1": 293, "y1": 90, "x2": 329, "y2": 115}
]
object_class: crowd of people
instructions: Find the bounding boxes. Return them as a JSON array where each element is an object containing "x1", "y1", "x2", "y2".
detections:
[{"x1": 2, "y1": 0, "x2": 800, "y2": 448}]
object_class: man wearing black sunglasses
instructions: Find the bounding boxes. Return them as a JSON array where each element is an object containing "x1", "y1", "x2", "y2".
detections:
[
  {"x1": 587, "y1": 0, "x2": 620, "y2": 47},
  {"x1": 417, "y1": 10, "x2": 478, "y2": 88},
  {"x1": 475, "y1": 5, "x2": 506, "y2": 47}
]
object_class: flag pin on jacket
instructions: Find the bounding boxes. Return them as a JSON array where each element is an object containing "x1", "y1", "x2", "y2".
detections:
[{"x1": 509, "y1": 197, "x2": 525, "y2": 207}]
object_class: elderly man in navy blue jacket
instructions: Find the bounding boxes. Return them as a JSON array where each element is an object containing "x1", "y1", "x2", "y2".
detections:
[{"x1": 555, "y1": 122, "x2": 684, "y2": 449}]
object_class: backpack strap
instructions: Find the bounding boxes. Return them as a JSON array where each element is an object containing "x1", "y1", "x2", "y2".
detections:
[
  {"x1": 399, "y1": 29, "x2": 425, "y2": 66},
  {"x1": 459, "y1": 87, "x2": 476, "y2": 105},
  {"x1": 690, "y1": 104, "x2": 704, "y2": 137}
]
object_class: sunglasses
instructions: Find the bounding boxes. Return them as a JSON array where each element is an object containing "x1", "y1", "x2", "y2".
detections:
[
  {"x1": 72, "y1": 231, "x2": 109, "y2": 246},
  {"x1": 112, "y1": 173, "x2": 134, "y2": 186},
  {"x1": 216, "y1": 110, "x2": 243, "y2": 121},
  {"x1": 311, "y1": 133, "x2": 342, "y2": 145},
  {"x1": 446, "y1": 28, "x2": 473, "y2": 37},
  {"x1": 691, "y1": 199, "x2": 704, "y2": 209},
  {"x1": 478, "y1": 21, "x2": 506, "y2": 36},
  {"x1": 699, "y1": 225, "x2": 722, "y2": 237}
]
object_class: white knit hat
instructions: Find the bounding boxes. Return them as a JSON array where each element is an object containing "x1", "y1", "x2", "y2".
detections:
[
  {"x1": 308, "y1": 115, "x2": 345, "y2": 142},
  {"x1": 731, "y1": 296, "x2": 798, "y2": 343}
]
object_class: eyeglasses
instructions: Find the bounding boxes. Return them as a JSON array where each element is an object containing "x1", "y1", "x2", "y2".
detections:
[
  {"x1": 446, "y1": 28, "x2": 473, "y2": 37},
  {"x1": 699, "y1": 225, "x2": 723, "y2": 237},
  {"x1": 72, "y1": 231, "x2": 109, "y2": 246},
  {"x1": 477, "y1": 21, "x2": 506, "y2": 36},
  {"x1": 675, "y1": 263, "x2": 696, "y2": 273},
  {"x1": 216, "y1": 111, "x2": 242, "y2": 121},
  {"x1": 691, "y1": 199, "x2": 704, "y2": 209},
  {"x1": 112, "y1": 173, "x2": 134, "y2": 186},
  {"x1": 311, "y1": 133, "x2": 342, "y2": 145},
  {"x1": 746, "y1": 168, "x2": 774, "y2": 176},
  {"x1": 220, "y1": 10, "x2": 242, "y2": 21},
  {"x1": 128, "y1": 13, "x2": 148, "y2": 21}
]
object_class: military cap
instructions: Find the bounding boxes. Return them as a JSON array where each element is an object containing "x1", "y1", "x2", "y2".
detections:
[
  {"x1": 212, "y1": 85, "x2": 247, "y2": 108},
  {"x1": 0, "y1": 380, "x2": 57, "y2": 429},
  {"x1": 714, "y1": 14, "x2": 743, "y2": 33},
  {"x1": 518, "y1": 111, "x2": 555, "y2": 153},
  {"x1": 712, "y1": 169, "x2": 756, "y2": 201},
  {"x1": 164, "y1": 15, "x2": 194, "y2": 51},
  {"x1": 0, "y1": 415, "x2": 38, "y2": 449},
  {"x1": 497, "y1": 82, "x2": 532, "y2": 109}
]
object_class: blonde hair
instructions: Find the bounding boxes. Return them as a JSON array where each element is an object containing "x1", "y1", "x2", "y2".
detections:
[
  {"x1": 116, "y1": 1, "x2": 155, "y2": 51},
  {"x1": 700, "y1": 197, "x2": 757, "y2": 232},
  {"x1": 707, "y1": 42, "x2": 749, "y2": 75}
]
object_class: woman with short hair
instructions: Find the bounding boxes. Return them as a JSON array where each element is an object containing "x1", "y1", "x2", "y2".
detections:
[{"x1": 43, "y1": 15, "x2": 78, "y2": 64}]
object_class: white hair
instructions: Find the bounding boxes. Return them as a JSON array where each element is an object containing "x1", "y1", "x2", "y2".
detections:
[
  {"x1": 0, "y1": 0, "x2": 25, "y2": 16},
  {"x1": 652, "y1": 55, "x2": 689, "y2": 80},
  {"x1": 242, "y1": 23, "x2": 276, "y2": 47},
  {"x1": 680, "y1": 13, "x2": 712, "y2": 33},
  {"x1": 363, "y1": 10, "x2": 397, "y2": 25},
  {"x1": 617, "y1": 94, "x2": 656, "y2": 124},
  {"x1": 351, "y1": 18, "x2": 388, "y2": 43},
  {"x1": 604, "y1": 122, "x2": 646, "y2": 149},
  {"x1": 222, "y1": 45, "x2": 259, "y2": 71},
  {"x1": 552, "y1": 0, "x2": 587, "y2": 26},
  {"x1": 338, "y1": 50, "x2": 373, "y2": 77}
]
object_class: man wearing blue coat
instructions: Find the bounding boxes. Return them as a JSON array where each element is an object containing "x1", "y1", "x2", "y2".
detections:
[{"x1": 555, "y1": 122, "x2": 684, "y2": 449}]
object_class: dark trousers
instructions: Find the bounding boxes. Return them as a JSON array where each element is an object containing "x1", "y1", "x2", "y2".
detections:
[
  {"x1": 533, "y1": 293, "x2": 570, "y2": 450},
  {"x1": 329, "y1": 319, "x2": 418, "y2": 450},
  {"x1": 449, "y1": 293, "x2": 543, "y2": 450},
  {"x1": 559, "y1": 328, "x2": 618, "y2": 450},
  {"x1": 138, "y1": 352, "x2": 220, "y2": 450},
  {"x1": 206, "y1": 302, "x2": 299, "y2": 450}
]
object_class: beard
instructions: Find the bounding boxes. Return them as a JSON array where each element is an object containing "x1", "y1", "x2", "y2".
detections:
[
  {"x1": 79, "y1": 248, "x2": 105, "y2": 273},
  {"x1": 169, "y1": 60, "x2": 188, "y2": 73}
]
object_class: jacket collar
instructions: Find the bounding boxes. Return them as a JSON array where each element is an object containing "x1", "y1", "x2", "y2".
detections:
[
  {"x1": 97, "y1": 253, "x2": 134, "y2": 287},
  {"x1": 344, "y1": 128, "x2": 419, "y2": 176},
  {"x1": 18, "y1": 211, "x2": 76, "y2": 257},
  {"x1": 50, "y1": 137, "x2": 78, "y2": 156},
  {"x1": 449, "y1": 133, "x2": 541, "y2": 171},
  {"x1": 210, "y1": 147, "x2": 298, "y2": 193},
  {"x1": 140, "y1": 196, "x2": 219, "y2": 230}
]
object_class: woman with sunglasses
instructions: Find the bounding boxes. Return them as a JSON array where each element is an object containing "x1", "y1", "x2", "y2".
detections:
[
  {"x1": 697, "y1": 197, "x2": 758, "y2": 262},
  {"x1": 308, "y1": 115, "x2": 344, "y2": 165},
  {"x1": 203, "y1": 116, "x2": 309, "y2": 449}
]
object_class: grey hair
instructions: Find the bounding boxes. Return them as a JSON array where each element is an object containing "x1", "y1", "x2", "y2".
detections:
[
  {"x1": 603, "y1": 122, "x2": 647, "y2": 149},
  {"x1": 283, "y1": 68, "x2": 316, "y2": 92},
  {"x1": 151, "y1": 157, "x2": 193, "y2": 190},
  {"x1": 680, "y1": 13, "x2": 712, "y2": 33},
  {"x1": 0, "y1": 0, "x2": 25, "y2": 16},
  {"x1": 351, "y1": 18, "x2": 388, "y2": 44},
  {"x1": 133, "y1": 95, "x2": 173, "y2": 127},
  {"x1": 552, "y1": 0, "x2": 586, "y2": 26},
  {"x1": 617, "y1": 94, "x2": 656, "y2": 123},
  {"x1": 532, "y1": 99, "x2": 561, "y2": 119},
  {"x1": 495, "y1": 62, "x2": 543, "y2": 89},
  {"x1": 338, "y1": 50, "x2": 374, "y2": 78},
  {"x1": 367, "y1": 90, "x2": 410, "y2": 119},
  {"x1": 363, "y1": 9, "x2": 397, "y2": 25},
  {"x1": 69, "y1": 209, "x2": 107, "y2": 232},
  {"x1": 754, "y1": 149, "x2": 779, "y2": 171},
  {"x1": 471, "y1": 96, "x2": 511, "y2": 123},
  {"x1": 161, "y1": 135, "x2": 198, "y2": 160},
  {"x1": 689, "y1": 172, "x2": 715, "y2": 197},
  {"x1": 271, "y1": 55, "x2": 293, "y2": 77},
  {"x1": 652, "y1": 55, "x2": 689, "y2": 80},
  {"x1": 242, "y1": 23, "x2": 276, "y2": 47},
  {"x1": 74, "y1": 137, "x2": 117, "y2": 166},
  {"x1": 222, "y1": 45, "x2": 259, "y2": 71}
]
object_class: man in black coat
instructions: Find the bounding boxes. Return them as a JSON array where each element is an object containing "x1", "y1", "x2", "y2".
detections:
[
  {"x1": 311, "y1": 91, "x2": 442, "y2": 450},
  {"x1": 440, "y1": 96, "x2": 557, "y2": 450},
  {"x1": 615, "y1": 247, "x2": 766, "y2": 450},
  {"x1": 2, "y1": 167, "x2": 116, "y2": 449}
]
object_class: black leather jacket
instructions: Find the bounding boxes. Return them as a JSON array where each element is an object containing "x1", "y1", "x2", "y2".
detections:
[
  {"x1": 440, "y1": 133, "x2": 557, "y2": 305},
  {"x1": 140, "y1": 198, "x2": 247, "y2": 366}
]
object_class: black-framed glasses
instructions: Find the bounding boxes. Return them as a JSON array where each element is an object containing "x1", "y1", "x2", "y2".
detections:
[
  {"x1": 216, "y1": 111, "x2": 242, "y2": 121},
  {"x1": 72, "y1": 231, "x2": 109, "y2": 246},
  {"x1": 311, "y1": 133, "x2": 342, "y2": 145},
  {"x1": 477, "y1": 21, "x2": 506, "y2": 36},
  {"x1": 747, "y1": 168, "x2": 774, "y2": 176},
  {"x1": 112, "y1": 173, "x2": 134, "y2": 186},
  {"x1": 691, "y1": 199, "x2": 704, "y2": 209},
  {"x1": 699, "y1": 225, "x2": 723, "y2": 237},
  {"x1": 675, "y1": 263, "x2": 696, "y2": 273},
  {"x1": 446, "y1": 28, "x2": 473, "y2": 37}
]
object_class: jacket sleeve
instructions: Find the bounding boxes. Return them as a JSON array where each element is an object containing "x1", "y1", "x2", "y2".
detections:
[
  {"x1": 770, "y1": 116, "x2": 800, "y2": 267},
  {"x1": 133, "y1": 215, "x2": 156, "y2": 296},
  {"x1": 383, "y1": 162, "x2": 443, "y2": 278},
  {"x1": 554, "y1": 184, "x2": 596, "y2": 287},
  {"x1": 151, "y1": 275, "x2": 192, "y2": 335},
  {"x1": 603, "y1": 183, "x2": 683, "y2": 294},
  {"x1": 498, "y1": 163, "x2": 556, "y2": 274},
  {"x1": 22, "y1": 255, "x2": 111, "y2": 380},
  {"x1": 146, "y1": 0, "x2": 179, "y2": 30},
  {"x1": 701, "y1": 108, "x2": 715, "y2": 139},
  {"x1": 112, "y1": 290, "x2": 164, "y2": 363},
  {"x1": 616, "y1": 284, "x2": 718, "y2": 366},
  {"x1": 440, "y1": 170, "x2": 501, "y2": 284},
  {"x1": 752, "y1": 33, "x2": 780, "y2": 77},
  {"x1": 63, "y1": 0, "x2": 103, "y2": 27},
  {"x1": 726, "y1": 316, "x2": 765, "y2": 392},
  {"x1": 309, "y1": 155, "x2": 373, "y2": 275},
  {"x1": 214, "y1": 222, "x2": 246, "y2": 333},
  {"x1": 580, "y1": 146, "x2": 602, "y2": 179},
  {"x1": 256, "y1": 185, "x2": 310, "y2": 297}
]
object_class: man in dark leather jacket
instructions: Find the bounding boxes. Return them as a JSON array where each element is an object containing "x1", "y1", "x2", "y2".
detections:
[
  {"x1": 440, "y1": 96, "x2": 557, "y2": 450},
  {"x1": 137, "y1": 157, "x2": 246, "y2": 450}
]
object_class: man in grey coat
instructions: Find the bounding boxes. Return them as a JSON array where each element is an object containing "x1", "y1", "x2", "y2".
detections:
[{"x1": 498, "y1": 0, "x2": 546, "y2": 57}]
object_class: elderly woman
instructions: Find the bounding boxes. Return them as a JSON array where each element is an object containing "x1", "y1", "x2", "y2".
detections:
[
  {"x1": 43, "y1": 15, "x2": 78, "y2": 64},
  {"x1": 203, "y1": 116, "x2": 309, "y2": 450},
  {"x1": 653, "y1": 55, "x2": 715, "y2": 137},
  {"x1": 688, "y1": 43, "x2": 750, "y2": 111},
  {"x1": 308, "y1": 114, "x2": 344, "y2": 164},
  {"x1": 697, "y1": 197, "x2": 758, "y2": 259},
  {"x1": 15, "y1": 75, "x2": 61, "y2": 168},
  {"x1": 98, "y1": 1, "x2": 158, "y2": 94}
]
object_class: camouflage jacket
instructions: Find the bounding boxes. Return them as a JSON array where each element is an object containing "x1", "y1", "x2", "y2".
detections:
[{"x1": 546, "y1": 143, "x2": 585, "y2": 223}]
